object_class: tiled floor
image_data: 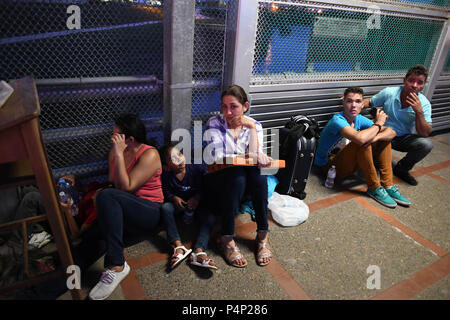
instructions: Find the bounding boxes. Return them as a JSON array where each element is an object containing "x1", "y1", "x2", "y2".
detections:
[{"x1": 60, "y1": 132, "x2": 450, "y2": 301}]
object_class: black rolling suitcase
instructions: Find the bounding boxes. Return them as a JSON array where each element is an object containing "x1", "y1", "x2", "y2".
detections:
[{"x1": 275, "y1": 116, "x2": 319, "y2": 200}]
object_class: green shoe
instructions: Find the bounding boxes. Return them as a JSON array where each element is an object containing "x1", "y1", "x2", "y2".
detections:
[
  {"x1": 385, "y1": 185, "x2": 411, "y2": 207},
  {"x1": 367, "y1": 186, "x2": 397, "y2": 208}
]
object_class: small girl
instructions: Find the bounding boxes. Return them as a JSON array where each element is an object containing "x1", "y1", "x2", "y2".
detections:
[{"x1": 160, "y1": 143, "x2": 217, "y2": 270}]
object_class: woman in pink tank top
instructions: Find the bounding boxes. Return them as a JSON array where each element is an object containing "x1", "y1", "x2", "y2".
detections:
[{"x1": 88, "y1": 113, "x2": 163, "y2": 300}]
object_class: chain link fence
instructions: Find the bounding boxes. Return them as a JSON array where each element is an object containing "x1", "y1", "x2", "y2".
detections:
[
  {"x1": 191, "y1": 0, "x2": 228, "y2": 124},
  {"x1": 1, "y1": 0, "x2": 164, "y2": 184},
  {"x1": 189, "y1": 0, "x2": 233, "y2": 156},
  {"x1": 251, "y1": 1, "x2": 445, "y2": 85}
]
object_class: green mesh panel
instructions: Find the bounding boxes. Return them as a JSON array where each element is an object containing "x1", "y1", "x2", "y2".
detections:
[{"x1": 251, "y1": 2, "x2": 445, "y2": 84}]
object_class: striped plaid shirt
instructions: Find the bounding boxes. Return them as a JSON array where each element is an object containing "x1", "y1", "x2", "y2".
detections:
[{"x1": 204, "y1": 114, "x2": 264, "y2": 164}]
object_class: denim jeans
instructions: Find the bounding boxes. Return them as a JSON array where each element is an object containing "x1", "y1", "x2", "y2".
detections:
[
  {"x1": 391, "y1": 134, "x2": 433, "y2": 171},
  {"x1": 193, "y1": 206, "x2": 217, "y2": 251},
  {"x1": 96, "y1": 188, "x2": 162, "y2": 268},
  {"x1": 204, "y1": 166, "x2": 269, "y2": 237},
  {"x1": 160, "y1": 202, "x2": 180, "y2": 244},
  {"x1": 160, "y1": 201, "x2": 217, "y2": 252}
]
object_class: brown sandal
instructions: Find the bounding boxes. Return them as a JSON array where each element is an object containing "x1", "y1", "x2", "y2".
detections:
[
  {"x1": 220, "y1": 242, "x2": 248, "y2": 268},
  {"x1": 256, "y1": 240, "x2": 273, "y2": 266}
]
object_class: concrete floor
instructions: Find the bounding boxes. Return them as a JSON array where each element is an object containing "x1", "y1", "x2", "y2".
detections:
[{"x1": 58, "y1": 132, "x2": 450, "y2": 301}]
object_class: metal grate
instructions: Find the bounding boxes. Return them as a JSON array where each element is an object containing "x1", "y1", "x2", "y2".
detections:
[
  {"x1": 0, "y1": 0, "x2": 164, "y2": 184},
  {"x1": 38, "y1": 80, "x2": 163, "y2": 181},
  {"x1": 251, "y1": 1, "x2": 445, "y2": 85},
  {"x1": 189, "y1": 0, "x2": 233, "y2": 156},
  {"x1": 191, "y1": 1, "x2": 228, "y2": 124},
  {"x1": 374, "y1": 0, "x2": 450, "y2": 10},
  {"x1": 1, "y1": 0, "x2": 164, "y2": 79}
]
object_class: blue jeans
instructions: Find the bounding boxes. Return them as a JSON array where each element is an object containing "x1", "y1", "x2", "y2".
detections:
[
  {"x1": 96, "y1": 188, "x2": 162, "y2": 268},
  {"x1": 392, "y1": 134, "x2": 433, "y2": 171},
  {"x1": 160, "y1": 202, "x2": 216, "y2": 252},
  {"x1": 205, "y1": 166, "x2": 269, "y2": 237},
  {"x1": 160, "y1": 202, "x2": 180, "y2": 244},
  {"x1": 194, "y1": 206, "x2": 216, "y2": 251}
]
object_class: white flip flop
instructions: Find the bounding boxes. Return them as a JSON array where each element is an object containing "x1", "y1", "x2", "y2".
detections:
[
  {"x1": 190, "y1": 252, "x2": 218, "y2": 270},
  {"x1": 170, "y1": 245, "x2": 192, "y2": 269}
]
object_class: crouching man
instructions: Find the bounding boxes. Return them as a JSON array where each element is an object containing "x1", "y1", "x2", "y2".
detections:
[
  {"x1": 364, "y1": 65, "x2": 433, "y2": 186},
  {"x1": 314, "y1": 87, "x2": 410, "y2": 208}
]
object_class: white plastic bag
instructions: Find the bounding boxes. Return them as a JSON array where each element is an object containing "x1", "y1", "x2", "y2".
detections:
[{"x1": 268, "y1": 192, "x2": 309, "y2": 227}]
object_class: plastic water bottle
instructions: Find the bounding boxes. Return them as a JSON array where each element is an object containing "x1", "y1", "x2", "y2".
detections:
[
  {"x1": 183, "y1": 207, "x2": 194, "y2": 225},
  {"x1": 325, "y1": 165, "x2": 336, "y2": 188},
  {"x1": 59, "y1": 191, "x2": 70, "y2": 204},
  {"x1": 58, "y1": 179, "x2": 79, "y2": 216},
  {"x1": 58, "y1": 179, "x2": 71, "y2": 203}
]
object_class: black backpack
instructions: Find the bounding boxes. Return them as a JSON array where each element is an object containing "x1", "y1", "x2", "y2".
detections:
[{"x1": 279, "y1": 115, "x2": 320, "y2": 160}]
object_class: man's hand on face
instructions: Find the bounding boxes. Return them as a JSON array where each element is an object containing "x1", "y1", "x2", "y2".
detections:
[{"x1": 405, "y1": 92, "x2": 423, "y2": 114}]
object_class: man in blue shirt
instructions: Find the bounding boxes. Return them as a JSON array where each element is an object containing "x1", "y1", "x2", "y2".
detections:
[
  {"x1": 315, "y1": 87, "x2": 410, "y2": 208},
  {"x1": 365, "y1": 65, "x2": 433, "y2": 186}
]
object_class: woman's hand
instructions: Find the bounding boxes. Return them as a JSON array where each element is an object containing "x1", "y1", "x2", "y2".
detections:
[
  {"x1": 229, "y1": 115, "x2": 255, "y2": 130},
  {"x1": 255, "y1": 152, "x2": 273, "y2": 168},
  {"x1": 111, "y1": 133, "x2": 127, "y2": 156}
]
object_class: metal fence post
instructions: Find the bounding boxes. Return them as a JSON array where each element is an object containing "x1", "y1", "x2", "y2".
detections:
[{"x1": 163, "y1": 0, "x2": 196, "y2": 143}]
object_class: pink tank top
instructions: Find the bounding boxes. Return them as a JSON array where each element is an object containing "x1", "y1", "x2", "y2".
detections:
[{"x1": 111, "y1": 144, "x2": 164, "y2": 203}]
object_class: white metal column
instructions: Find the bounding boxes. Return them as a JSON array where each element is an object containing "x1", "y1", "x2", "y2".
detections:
[
  {"x1": 424, "y1": 20, "x2": 450, "y2": 99},
  {"x1": 222, "y1": 0, "x2": 259, "y2": 99}
]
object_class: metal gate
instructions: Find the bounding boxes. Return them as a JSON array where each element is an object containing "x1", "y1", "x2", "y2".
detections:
[{"x1": 1, "y1": 0, "x2": 164, "y2": 184}]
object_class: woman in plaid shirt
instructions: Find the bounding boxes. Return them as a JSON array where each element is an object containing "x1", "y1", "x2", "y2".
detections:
[{"x1": 203, "y1": 84, "x2": 274, "y2": 268}]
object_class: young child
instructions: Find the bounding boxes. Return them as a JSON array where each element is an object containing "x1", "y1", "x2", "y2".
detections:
[
  {"x1": 58, "y1": 174, "x2": 108, "y2": 240},
  {"x1": 159, "y1": 143, "x2": 217, "y2": 270}
]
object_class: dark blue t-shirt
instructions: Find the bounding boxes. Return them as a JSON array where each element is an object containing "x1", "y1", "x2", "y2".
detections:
[{"x1": 161, "y1": 164, "x2": 207, "y2": 202}]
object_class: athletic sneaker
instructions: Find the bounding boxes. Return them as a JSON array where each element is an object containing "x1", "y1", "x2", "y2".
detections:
[
  {"x1": 385, "y1": 185, "x2": 411, "y2": 207},
  {"x1": 367, "y1": 186, "x2": 397, "y2": 208},
  {"x1": 89, "y1": 261, "x2": 130, "y2": 300}
]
